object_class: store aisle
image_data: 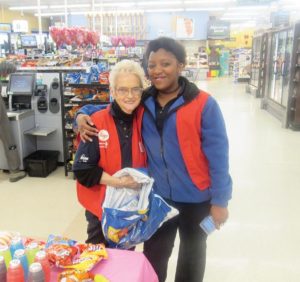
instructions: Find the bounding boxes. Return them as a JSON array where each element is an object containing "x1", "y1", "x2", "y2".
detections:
[{"x1": 1, "y1": 77, "x2": 300, "y2": 281}]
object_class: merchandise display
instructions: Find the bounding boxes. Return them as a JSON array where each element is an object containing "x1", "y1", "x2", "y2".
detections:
[
  {"x1": 0, "y1": 231, "x2": 158, "y2": 282},
  {"x1": 245, "y1": 31, "x2": 269, "y2": 98},
  {"x1": 232, "y1": 48, "x2": 252, "y2": 82},
  {"x1": 260, "y1": 21, "x2": 300, "y2": 129}
]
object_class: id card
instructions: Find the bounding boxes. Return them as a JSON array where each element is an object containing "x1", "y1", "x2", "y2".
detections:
[{"x1": 199, "y1": 215, "x2": 216, "y2": 235}]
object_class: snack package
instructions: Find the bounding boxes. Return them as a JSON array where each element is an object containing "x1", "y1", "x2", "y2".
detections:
[
  {"x1": 23, "y1": 237, "x2": 46, "y2": 249},
  {"x1": 90, "y1": 65, "x2": 100, "y2": 83},
  {"x1": 62, "y1": 244, "x2": 108, "y2": 272},
  {"x1": 46, "y1": 244, "x2": 78, "y2": 267},
  {"x1": 45, "y1": 234, "x2": 77, "y2": 249},
  {"x1": 80, "y1": 73, "x2": 91, "y2": 84},
  {"x1": 65, "y1": 73, "x2": 81, "y2": 84},
  {"x1": 58, "y1": 269, "x2": 94, "y2": 282},
  {"x1": 45, "y1": 235, "x2": 78, "y2": 267},
  {"x1": 99, "y1": 72, "x2": 109, "y2": 85},
  {"x1": 0, "y1": 231, "x2": 20, "y2": 246}
]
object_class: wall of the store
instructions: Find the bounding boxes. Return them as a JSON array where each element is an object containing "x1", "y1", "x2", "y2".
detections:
[
  {"x1": 68, "y1": 16, "x2": 88, "y2": 28},
  {"x1": 146, "y1": 11, "x2": 209, "y2": 40},
  {"x1": 222, "y1": 29, "x2": 254, "y2": 49},
  {"x1": 53, "y1": 11, "x2": 209, "y2": 40},
  {"x1": 0, "y1": 6, "x2": 50, "y2": 32}
]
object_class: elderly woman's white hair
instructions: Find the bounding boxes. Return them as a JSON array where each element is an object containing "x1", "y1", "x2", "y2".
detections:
[{"x1": 109, "y1": 59, "x2": 146, "y2": 90}]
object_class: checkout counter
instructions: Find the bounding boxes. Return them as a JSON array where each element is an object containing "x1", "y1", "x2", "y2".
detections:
[{"x1": 0, "y1": 72, "x2": 64, "y2": 170}]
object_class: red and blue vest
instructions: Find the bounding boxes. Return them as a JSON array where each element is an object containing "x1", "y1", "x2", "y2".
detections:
[
  {"x1": 76, "y1": 106, "x2": 146, "y2": 219},
  {"x1": 176, "y1": 91, "x2": 211, "y2": 190}
]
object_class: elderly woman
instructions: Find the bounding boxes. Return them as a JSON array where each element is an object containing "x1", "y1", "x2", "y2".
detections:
[{"x1": 73, "y1": 59, "x2": 147, "y2": 244}]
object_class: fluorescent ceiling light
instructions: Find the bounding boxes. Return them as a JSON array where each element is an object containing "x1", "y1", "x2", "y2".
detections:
[
  {"x1": 94, "y1": 2, "x2": 136, "y2": 7},
  {"x1": 137, "y1": 1, "x2": 181, "y2": 6},
  {"x1": 184, "y1": 0, "x2": 234, "y2": 3},
  {"x1": 228, "y1": 5, "x2": 269, "y2": 11},
  {"x1": 82, "y1": 10, "x2": 144, "y2": 15},
  {"x1": 34, "y1": 12, "x2": 65, "y2": 17},
  {"x1": 224, "y1": 12, "x2": 263, "y2": 16},
  {"x1": 49, "y1": 4, "x2": 91, "y2": 9},
  {"x1": 146, "y1": 8, "x2": 184, "y2": 12},
  {"x1": 221, "y1": 17, "x2": 255, "y2": 21},
  {"x1": 185, "y1": 7, "x2": 225, "y2": 11},
  {"x1": 10, "y1": 6, "x2": 48, "y2": 10},
  {"x1": 70, "y1": 11, "x2": 89, "y2": 15}
]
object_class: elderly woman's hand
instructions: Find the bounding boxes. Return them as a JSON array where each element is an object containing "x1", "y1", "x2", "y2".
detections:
[
  {"x1": 118, "y1": 175, "x2": 142, "y2": 189},
  {"x1": 77, "y1": 114, "x2": 98, "y2": 142}
]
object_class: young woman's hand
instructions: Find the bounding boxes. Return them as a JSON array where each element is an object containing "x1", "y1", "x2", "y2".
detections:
[
  {"x1": 210, "y1": 205, "x2": 229, "y2": 230},
  {"x1": 77, "y1": 114, "x2": 98, "y2": 142}
]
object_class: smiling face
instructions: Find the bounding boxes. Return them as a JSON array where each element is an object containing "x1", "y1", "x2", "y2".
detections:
[
  {"x1": 110, "y1": 73, "x2": 142, "y2": 114},
  {"x1": 147, "y1": 48, "x2": 184, "y2": 93}
]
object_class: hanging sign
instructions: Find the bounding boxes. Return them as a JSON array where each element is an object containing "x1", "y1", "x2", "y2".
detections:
[
  {"x1": 12, "y1": 20, "x2": 29, "y2": 33},
  {"x1": 207, "y1": 21, "x2": 230, "y2": 40},
  {"x1": 0, "y1": 23, "x2": 12, "y2": 33}
]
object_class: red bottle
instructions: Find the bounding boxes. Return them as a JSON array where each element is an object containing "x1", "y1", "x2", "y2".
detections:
[
  {"x1": 34, "y1": 251, "x2": 50, "y2": 282},
  {"x1": 6, "y1": 259, "x2": 24, "y2": 282}
]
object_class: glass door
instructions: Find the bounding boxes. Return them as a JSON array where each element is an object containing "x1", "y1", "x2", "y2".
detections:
[
  {"x1": 250, "y1": 36, "x2": 261, "y2": 87},
  {"x1": 281, "y1": 29, "x2": 293, "y2": 107},
  {"x1": 268, "y1": 30, "x2": 288, "y2": 105}
]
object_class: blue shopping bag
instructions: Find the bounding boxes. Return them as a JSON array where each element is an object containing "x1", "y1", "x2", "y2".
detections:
[{"x1": 101, "y1": 168, "x2": 178, "y2": 249}]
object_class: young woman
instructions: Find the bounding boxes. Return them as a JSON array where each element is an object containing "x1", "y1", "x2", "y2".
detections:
[
  {"x1": 76, "y1": 37, "x2": 232, "y2": 282},
  {"x1": 73, "y1": 60, "x2": 147, "y2": 244}
]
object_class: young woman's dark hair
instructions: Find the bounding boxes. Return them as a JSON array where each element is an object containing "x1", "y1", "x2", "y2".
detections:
[{"x1": 145, "y1": 37, "x2": 187, "y2": 65}]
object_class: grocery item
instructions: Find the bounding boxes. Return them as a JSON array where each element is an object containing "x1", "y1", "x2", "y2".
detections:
[
  {"x1": 46, "y1": 244, "x2": 77, "y2": 267},
  {"x1": 6, "y1": 259, "x2": 24, "y2": 282},
  {"x1": 45, "y1": 235, "x2": 76, "y2": 249},
  {"x1": 0, "y1": 256, "x2": 7, "y2": 282},
  {"x1": 58, "y1": 269, "x2": 93, "y2": 282},
  {"x1": 62, "y1": 244, "x2": 108, "y2": 272},
  {"x1": 26, "y1": 242, "x2": 39, "y2": 265},
  {"x1": 34, "y1": 251, "x2": 51, "y2": 282},
  {"x1": 10, "y1": 237, "x2": 24, "y2": 258},
  {"x1": 13, "y1": 249, "x2": 28, "y2": 279},
  {"x1": 0, "y1": 231, "x2": 19, "y2": 247},
  {"x1": 94, "y1": 274, "x2": 109, "y2": 282},
  {"x1": 28, "y1": 263, "x2": 44, "y2": 282},
  {"x1": 0, "y1": 245, "x2": 12, "y2": 268}
]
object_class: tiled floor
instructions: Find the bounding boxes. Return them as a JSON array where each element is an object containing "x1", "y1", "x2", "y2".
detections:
[{"x1": 1, "y1": 77, "x2": 300, "y2": 281}]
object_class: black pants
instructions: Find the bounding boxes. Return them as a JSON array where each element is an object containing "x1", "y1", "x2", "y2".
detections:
[
  {"x1": 143, "y1": 200, "x2": 211, "y2": 282},
  {"x1": 85, "y1": 210, "x2": 107, "y2": 245}
]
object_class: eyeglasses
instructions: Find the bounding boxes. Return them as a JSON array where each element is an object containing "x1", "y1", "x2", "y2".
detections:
[{"x1": 116, "y1": 87, "x2": 143, "y2": 97}]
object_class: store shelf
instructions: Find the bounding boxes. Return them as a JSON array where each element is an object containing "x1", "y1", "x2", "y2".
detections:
[
  {"x1": 66, "y1": 100, "x2": 109, "y2": 106},
  {"x1": 18, "y1": 66, "x2": 89, "y2": 73},
  {"x1": 24, "y1": 127, "x2": 56, "y2": 137},
  {"x1": 62, "y1": 75, "x2": 110, "y2": 176},
  {"x1": 66, "y1": 83, "x2": 110, "y2": 88}
]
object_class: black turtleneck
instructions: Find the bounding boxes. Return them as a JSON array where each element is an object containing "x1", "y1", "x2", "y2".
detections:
[
  {"x1": 111, "y1": 101, "x2": 134, "y2": 168},
  {"x1": 73, "y1": 101, "x2": 135, "y2": 187}
]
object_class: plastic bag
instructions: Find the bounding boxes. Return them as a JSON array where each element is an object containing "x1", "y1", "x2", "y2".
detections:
[{"x1": 101, "y1": 168, "x2": 178, "y2": 249}]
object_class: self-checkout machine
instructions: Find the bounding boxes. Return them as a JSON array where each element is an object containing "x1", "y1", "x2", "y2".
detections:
[
  {"x1": 0, "y1": 73, "x2": 37, "y2": 170},
  {"x1": 30, "y1": 71, "x2": 64, "y2": 163},
  {"x1": 0, "y1": 71, "x2": 64, "y2": 171}
]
